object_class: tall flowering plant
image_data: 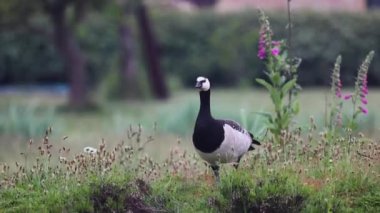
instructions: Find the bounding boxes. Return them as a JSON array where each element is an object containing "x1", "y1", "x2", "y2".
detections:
[
  {"x1": 328, "y1": 51, "x2": 374, "y2": 133},
  {"x1": 329, "y1": 55, "x2": 343, "y2": 130},
  {"x1": 256, "y1": 11, "x2": 301, "y2": 143},
  {"x1": 345, "y1": 51, "x2": 374, "y2": 130}
]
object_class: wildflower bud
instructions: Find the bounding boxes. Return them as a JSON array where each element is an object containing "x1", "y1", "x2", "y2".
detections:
[
  {"x1": 258, "y1": 48, "x2": 266, "y2": 60},
  {"x1": 362, "y1": 87, "x2": 368, "y2": 95},
  {"x1": 257, "y1": 12, "x2": 273, "y2": 60},
  {"x1": 358, "y1": 132, "x2": 364, "y2": 138},
  {"x1": 359, "y1": 106, "x2": 368, "y2": 115},
  {"x1": 336, "y1": 91, "x2": 342, "y2": 98},
  {"x1": 271, "y1": 47, "x2": 280, "y2": 56},
  {"x1": 361, "y1": 98, "x2": 368, "y2": 105},
  {"x1": 272, "y1": 40, "x2": 281, "y2": 46},
  {"x1": 337, "y1": 80, "x2": 342, "y2": 88},
  {"x1": 343, "y1": 94, "x2": 352, "y2": 100}
]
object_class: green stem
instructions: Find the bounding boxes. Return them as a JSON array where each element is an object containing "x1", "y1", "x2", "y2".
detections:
[
  {"x1": 287, "y1": 0, "x2": 292, "y2": 54},
  {"x1": 351, "y1": 96, "x2": 357, "y2": 129},
  {"x1": 287, "y1": 0, "x2": 293, "y2": 105}
]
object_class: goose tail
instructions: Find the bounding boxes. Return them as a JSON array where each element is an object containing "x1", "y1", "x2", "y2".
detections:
[{"x1": 248, "y1": 132, "x2": 261, "y2": 151}]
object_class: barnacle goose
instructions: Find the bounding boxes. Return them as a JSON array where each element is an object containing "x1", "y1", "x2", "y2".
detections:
[{"x1": 193, "y1": 76, "x2": 261, "y2": 182}]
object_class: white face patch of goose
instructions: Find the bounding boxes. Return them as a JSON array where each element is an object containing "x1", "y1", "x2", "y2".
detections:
[{"x1": 196, "y1": 76, "x2": 210, "y2": 91}]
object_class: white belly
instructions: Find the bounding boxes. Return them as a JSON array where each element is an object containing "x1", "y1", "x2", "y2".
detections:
[{"x1": 196, "y1": 124, "x2": 251, "y2": 165}]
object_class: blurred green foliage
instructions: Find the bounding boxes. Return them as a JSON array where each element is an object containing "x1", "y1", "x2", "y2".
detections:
[
  {"x1": 78, "y1": 15, "x2": 119, "y2": 84},
  {"x1": 155, "y1": 10, "x2": 380, "y2": 87},
  {"x1": 1, "y1": 10, "x2": 380, "y2": 87},
  {"x1": 0, "y1": 104, "x2": 56, "y2": 137},
  {"x1": 0, "y1": 32, "x2": 64, "y2": 83}
]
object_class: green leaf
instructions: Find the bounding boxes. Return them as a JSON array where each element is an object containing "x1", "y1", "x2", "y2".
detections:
[
  {"x1": 270, "y1": 90, "x2": 282, "y2": 108},
  {"x1": 272, "y1": 72, "x2": 281, "y2": 85},
  {"x1": 256, "y1": 78, "x2": 274, "y2": 92},
  {"x1": 268, "y1": 117, "x2": 274, "y2": 124},
  {"x1": 292, "y1": 100, "x2": 300, "y2": 114},
  {"x1": 251, "y1": 111, "x2": 272, "y2": 120},
  {"x1": 281, "y1": 113, "x2": 291, "y2": 127},
  {"x1": 282, "y1": 79, "x2": 297, "y2": 94},
  {"x1": 269, "y1": 127, "x2": 280, "y2": 135}
]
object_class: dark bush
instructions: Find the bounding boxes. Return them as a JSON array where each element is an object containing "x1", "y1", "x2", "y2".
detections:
[
  {"x1": 154, "y1": 10, "x2": 380, "y2": 87},
  {"x1": 0, "y1": 31, "x2": 64, "y2": 84},
  {"x1": 0, "y1": 10, "x2": 379, "y2": 87},
  {"x1": 0, "y1": 16, "x2": 119, "y2": 85}
]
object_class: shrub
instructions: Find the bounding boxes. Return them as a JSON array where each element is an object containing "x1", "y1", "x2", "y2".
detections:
[
  {"x1": 154, "y1": 10, "x2": 380, "y2": 87},
  {"x1": 1, "y1": 10, "x2": 380, "y2": 87},
  {"x1": 0, "y1": 31, "x2": 63, "y2": 84}
]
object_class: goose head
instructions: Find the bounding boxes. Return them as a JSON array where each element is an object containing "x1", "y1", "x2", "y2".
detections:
[{"x1": 195, "y1": 76, "x2": 210, "y2": 91}]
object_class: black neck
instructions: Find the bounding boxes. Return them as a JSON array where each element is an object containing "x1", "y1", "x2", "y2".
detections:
[{"x1": 198, "y1": 90, "x2": 212, "y2": 118}]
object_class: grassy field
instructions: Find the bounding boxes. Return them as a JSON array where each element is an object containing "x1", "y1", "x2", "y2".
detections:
[{"x1": 0, "y1": 88, "x2": 380, "y2": 212}]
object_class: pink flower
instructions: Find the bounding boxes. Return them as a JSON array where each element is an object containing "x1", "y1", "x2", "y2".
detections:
[
  {"x1": 359, "y1": 106, "x2": 368, "y2": 115},
  {"x1": 258, "y1": 48, "x2": 266, "y2": 60},
  {"x1": 272, "y1": 41, "x2": 281, "y2": 46},
  {"x1": 271, "y1": 47, "x2": 280, "y2": 56},
  {"x1": 335, "y1": 79, "x2": 343, "y2": 98},
  {"x1": 361, "y1": 87, "x2": 368, "y2": 95},
  {"x1": 361, "y1": 98, "x2": 368, "y2": 105},
  {"x1": 360, "y1": 76, "x2": 368, "y2": 97},
  {"x1": 257, "y1": 29, "x2": 267, "y2": 60},
  {"x1": 343, "y1": 93, "x2": 352, "y2": 100},
  {"x1": 337, "y1": 80, "x2": 342, "y2": 88}
]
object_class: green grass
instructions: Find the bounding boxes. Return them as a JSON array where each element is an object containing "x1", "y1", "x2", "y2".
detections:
[
  {"x1": 0, "y1": 89, "x2": 380, "y2": 212},
  {"x1": 0, "y1": 90, "x2": 377, "y2": 142},
  {"x1": 0, "y1": 103, "x2": 56, "y2": 138},
  {"x1": 1, "y1": 136, "x2": 379, "y2": 212},
  {"x1": 1, "y1": 88, "x2": 380, "y2": 162}
]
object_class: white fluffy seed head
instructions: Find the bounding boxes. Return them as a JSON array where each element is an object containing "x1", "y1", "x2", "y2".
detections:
[
  {"x1": 196, "y1": 76, "x2": 210, "y2": 91},
  {"x1": 84, "y1": 147, "x2": 97, "y2": 154}
]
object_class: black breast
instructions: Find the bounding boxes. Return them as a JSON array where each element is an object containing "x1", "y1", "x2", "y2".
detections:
[{"x1": 192, "y1": 119, "x2": 224, "y2": 153}]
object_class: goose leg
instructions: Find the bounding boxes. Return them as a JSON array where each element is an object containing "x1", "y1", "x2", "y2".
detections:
[
  {"x1": 210, "y1": 165, "x2": 220, "y2": 183},
  {"x1": 233, "y1": 156, "x2": 242, "y2": 169}
]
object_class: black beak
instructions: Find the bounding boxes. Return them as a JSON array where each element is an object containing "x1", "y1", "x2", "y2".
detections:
[{"x1": 195, "y1": 81, "x2": 202, "y2": 88}]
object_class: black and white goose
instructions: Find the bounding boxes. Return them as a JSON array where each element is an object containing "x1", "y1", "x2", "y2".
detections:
[{"x1": 193, "y1": 76, "x2": 261, "y2": 182}]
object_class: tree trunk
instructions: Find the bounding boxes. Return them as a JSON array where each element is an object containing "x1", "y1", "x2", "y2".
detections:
[
  {"x1": 187, "y1": 0, "x2": 219, "y2": 7},
  {"x1": 49, "y1": 1, "x2": 88, "y2": 109},
  {"x1": 119, "y1": 18, "x2": 140, "y2": 99},
  {"x1": 135, "y1": 3, "x2": 169, "y2": 99}
]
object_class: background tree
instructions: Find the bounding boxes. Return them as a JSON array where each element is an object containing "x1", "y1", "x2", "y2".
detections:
[
  {"x1": 135, "y1": 0, "x2": 169, "y2": 99},
  {"x1": 45, "y1": 0, "x2": 89, "y2": 109},
  {"x1": 103, "y1": 0, "x2": 169, "y2": 100},
  {"x1": 185, "y1": 0, "x2": 218, "y2": 8},
  {"x1": 119, "y1": 12, "x2": 140, "y2": 99},
  {"x1": 0, "y1": 0, "x2": 104, "y2": 109},
  {"x1": 105, "y1": 0, "x2": 142, "y2": 99}
]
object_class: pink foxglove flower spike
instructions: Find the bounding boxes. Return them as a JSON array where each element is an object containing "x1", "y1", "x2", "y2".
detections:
[
  {"x1": 359, "y1": 106, "x2": 368, "y2": 115},
  {"x1": 343, "y1": 93, "x2": 352, "y2": 100}
]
